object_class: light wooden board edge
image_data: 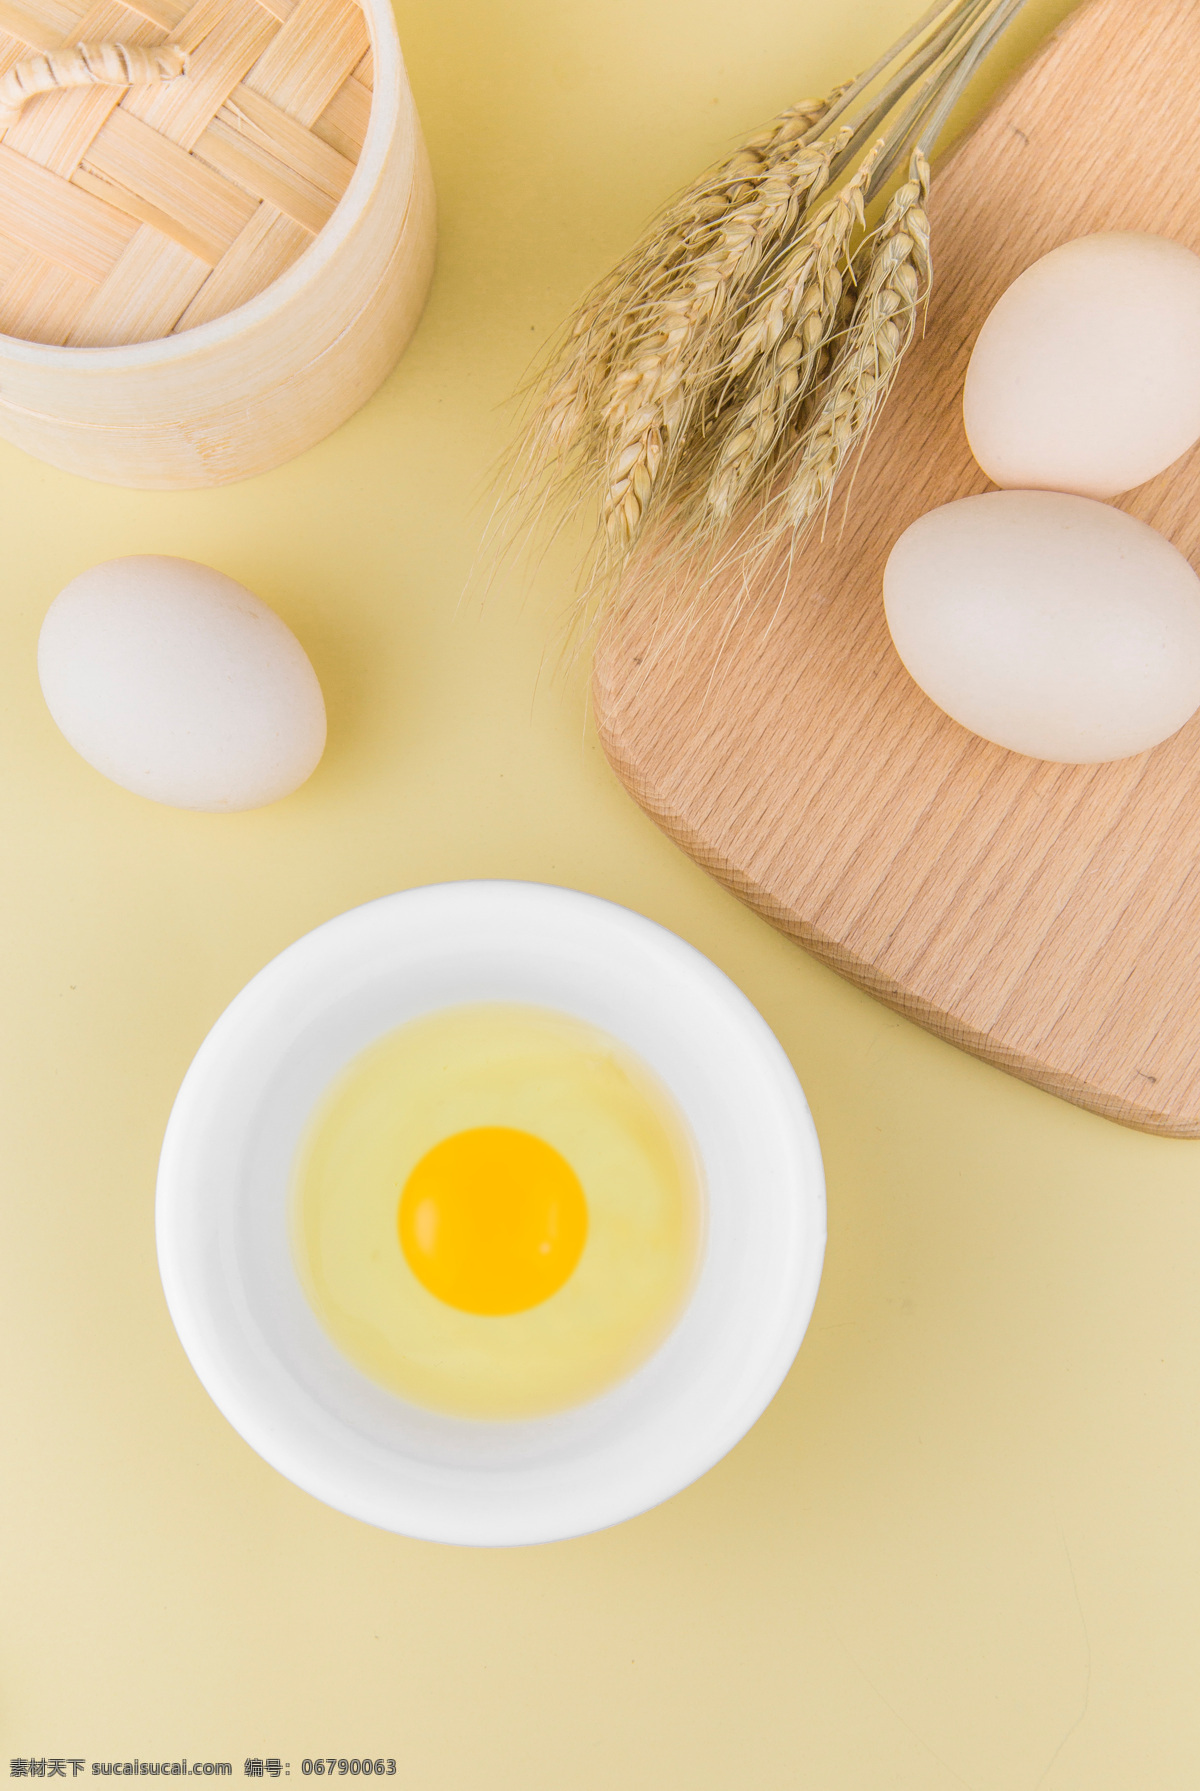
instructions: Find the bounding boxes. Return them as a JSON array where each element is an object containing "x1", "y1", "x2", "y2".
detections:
[{"x1": 595, "y1": 671, "x2": 1193, "y2": 1137}]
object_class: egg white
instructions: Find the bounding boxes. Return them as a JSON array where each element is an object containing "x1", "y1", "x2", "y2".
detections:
[{"x1": 291, "y1": 1003, "x2": 703, "y2": 1418}]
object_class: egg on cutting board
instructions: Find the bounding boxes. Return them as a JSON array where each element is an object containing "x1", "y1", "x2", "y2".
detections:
[
  {"x1": 883, "y1": 490, "x2": 1200, "y2": 762},
  {"x1": 38, "y1": 555, "x2": 326, "y2": 812},
  {"x1": 963, "y1": 231, "x2": 1200, "y2": 498}
]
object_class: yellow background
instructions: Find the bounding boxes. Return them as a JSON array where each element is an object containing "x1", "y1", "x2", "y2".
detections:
[{"x1": 2, "y1": 0, "x2": 1195, "y2": 1784}]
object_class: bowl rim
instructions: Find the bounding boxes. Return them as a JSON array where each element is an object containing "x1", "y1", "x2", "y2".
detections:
[{"x1": 156, "y1": 880, "x2": 826, "y2": 1544}]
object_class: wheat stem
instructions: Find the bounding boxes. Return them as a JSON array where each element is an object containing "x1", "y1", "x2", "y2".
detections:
[
  {"x1": 804, "y1": 0, "x2": 974, "y2": 143},
  {"x1": 827, "y1": 0, "x2": 993, "y2": 179}
]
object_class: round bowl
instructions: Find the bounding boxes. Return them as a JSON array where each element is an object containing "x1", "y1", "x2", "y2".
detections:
[{"x1": 156, "y1": 881, "x2": 825, "y2": 1545}]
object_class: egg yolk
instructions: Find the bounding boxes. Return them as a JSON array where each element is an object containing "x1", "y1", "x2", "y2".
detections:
[{"x1": 398, "y1": 1126, "x2": 588, "y2": 1316}]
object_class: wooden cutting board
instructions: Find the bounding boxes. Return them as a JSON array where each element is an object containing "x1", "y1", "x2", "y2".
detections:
[{"x1": 593, "y1": 0, "x2": 1200, "y2": 1138}]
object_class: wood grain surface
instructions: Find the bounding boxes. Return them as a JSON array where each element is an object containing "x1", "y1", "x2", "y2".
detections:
[{"x1": 594, "y1": 0, "x2": 1200, "y2": 1137}]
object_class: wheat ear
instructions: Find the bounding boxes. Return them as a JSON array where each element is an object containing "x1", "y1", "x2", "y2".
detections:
[
  {"x1": 514, "y1": 87, "x2": 848, "y2": 507},
  {"x1": 702, "y1": 142, "x2": 886, "y2": 525},
  {"x1": 775, "y1": 149, "x2": 931, "y2": 542},
  {"x1": 598, "y1": 134, "x2": 842, "y2": 554}
]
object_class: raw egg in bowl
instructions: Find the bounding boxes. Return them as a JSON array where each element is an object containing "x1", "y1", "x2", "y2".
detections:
[{"x1": 156, "y1": 882, "x2": 825, "y2": 1544}]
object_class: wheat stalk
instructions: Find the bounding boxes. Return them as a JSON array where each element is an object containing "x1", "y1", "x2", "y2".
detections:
[
  {"x1": 775, "y1": 149, "x2": 932, "y2": 543},
  {"x1": 702, "y1": 143, "x2": 883, "y2": 525},
  {"x1": 523, "y1": 90, "x2": 845, "y2": 489},
  {"x1": 597, "y1": 132, "x2": 843, "y2": 555},
  {"x1": 504, "y1": 0, "x2": 1033, "y2": 634}
]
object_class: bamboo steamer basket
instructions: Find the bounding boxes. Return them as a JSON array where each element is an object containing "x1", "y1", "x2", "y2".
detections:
[{"x1": 0, "y1": 0, "x2": 435, "y2": 487}]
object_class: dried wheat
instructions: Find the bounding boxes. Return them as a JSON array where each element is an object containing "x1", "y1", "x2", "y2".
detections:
[
  {"x1": 518, "y1": 86, "x2": 848, "y2": 497},
  {"x1": 500, "y1": 0, "x2": 1031, "y2": 638},
  {"x1": 703, "y1": 143, "x2": 883, "y2": 524},
  {"x1": 598, "y1": 134, "x2": 841, "y2": 553}
]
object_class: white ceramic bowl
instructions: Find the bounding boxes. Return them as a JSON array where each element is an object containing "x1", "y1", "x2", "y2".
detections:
[{"x1": 156, "y1": 882, "x2": 825, "y2": 1545}]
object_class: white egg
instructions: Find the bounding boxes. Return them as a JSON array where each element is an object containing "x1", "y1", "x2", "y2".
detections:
[
  {"x1": 38, "y1": 555, "x2": 326, "y2": 811},
  {"x1": 883, "y1": 490, "x2": 1200, "y2": 763},
  {"x1": 963, "y1": 232, "x2": 1200, "y2": 499}
]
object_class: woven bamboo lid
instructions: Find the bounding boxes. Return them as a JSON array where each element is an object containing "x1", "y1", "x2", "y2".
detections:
[{"x1": 0, "y1": 0, "x2": 374, "y2": 346}]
